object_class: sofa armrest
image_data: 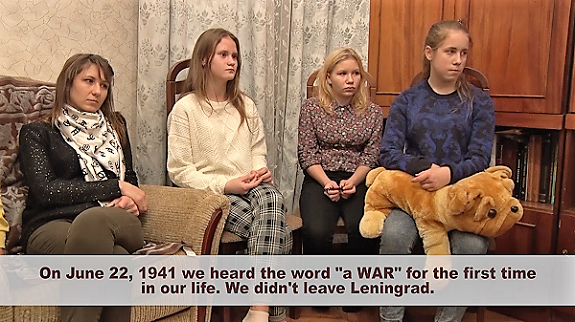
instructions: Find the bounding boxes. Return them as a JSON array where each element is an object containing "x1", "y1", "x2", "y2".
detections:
[
  {"x1": 0, "y1": 306, "x2": 13, "y2": 322},
  {"x1": 139, "y1": 185, "x2": 230, "y2": 255}
]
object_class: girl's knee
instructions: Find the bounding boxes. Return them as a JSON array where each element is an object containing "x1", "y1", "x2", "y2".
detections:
[
  {"x1": 263, "y1": 184, "x2": 284, "y2": 203},
  {"x1": 449, "y1": 231, "x2": 489, "y2": 255},
  {"x1": 254, "y1": 184, "x2": 286, "y2": 214},
  {"x1": 71, "y1": 207, "x2": 138, "y2": 232},
  {"x1": 379, "y1": 230, "x2": 416, "y2": 255},
  {"x1": 303, "y1": 225, "x2": 333, "y2": 241},
  {"x1": 71, "y1": 208, "x2": 108, "y2": 230}
]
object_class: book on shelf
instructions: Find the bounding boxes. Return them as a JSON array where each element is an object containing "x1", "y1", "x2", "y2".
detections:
[
  {"x1": 489, "y1": 136, "x2": 497, "y2": 167},
  {"x1": 494, "y1": 129, "x2": 557, "y2": 204},
  {"x1": 539, "y1": 132, "x2": 554, "y2": 204},
  {"x1": 549, "y1": 136, "x2": 559, "y2": 205},
  {"x1": 497, "y1": 136, "x2": 518, "y2": 197},
  {"x1": 515, "y1": 142, "x2": 528, "y2": 200},
  {"x1": 526, "y1": 134, "x2": 542, "y2": 202},
  {"x1": 495, "y1": 129, "x2": 526, "y2": 199}
]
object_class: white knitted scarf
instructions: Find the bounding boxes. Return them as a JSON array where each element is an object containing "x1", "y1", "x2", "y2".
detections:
[{"x1": 56, "y1": 104, "x2": 126, "y2": 182}]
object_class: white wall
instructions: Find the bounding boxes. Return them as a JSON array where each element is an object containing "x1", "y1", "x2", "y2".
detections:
[{"x1": 0, "y1": 0, "x2": 139, "y2": 133}]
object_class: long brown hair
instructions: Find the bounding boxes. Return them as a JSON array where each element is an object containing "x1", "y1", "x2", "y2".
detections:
[
  {"x1": 422, "y1": 20, "x2": 474, "y2": 111},
  {"x1": 183, "y1": 28, "x2": 248, "y2": 127},
  {"x1": 50, "y1": 53, "x2": 127, "y2": 146},
  {"x1": 317, "y1": 47, "x2": 370, "y2": 114}
]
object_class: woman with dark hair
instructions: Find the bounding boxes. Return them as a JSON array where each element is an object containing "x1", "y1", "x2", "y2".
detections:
[{"x1": 19, "y1": 53, "x2": 147, "y2": 322}]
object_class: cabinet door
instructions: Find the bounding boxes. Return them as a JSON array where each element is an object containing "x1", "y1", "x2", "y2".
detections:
[
  {"x1": 461, "y1": 0, "x2": 571, "y2": 114},
  {"x1": 571, "y1": 48, "x2": 575, "y2": 113},
  {"x1": 491, "y1": 209, "x2": 555, "y2": 255},
  {"x1": 556, "y1": 214, "x2": 575, "y2": 255},
  {"x1": 552, "y1": 307, "x2": 575, "y2": 322},
  {"x1": 368, "y1": 0, "x2": 444, "y2": 115},
  {"x1": 369, "y1": 0, "x2": 572, "y2": 115},
  {"x1": 557, "y1": 131, "x2": 575, "y2": 254}
]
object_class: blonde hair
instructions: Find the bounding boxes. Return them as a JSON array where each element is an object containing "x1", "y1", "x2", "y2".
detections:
[
  {"x1": 183, "y1": 28, "x2": 248, "y2": 127},
  {"x1": 317, "y1": 47, "x2": 370, "y2": 114},
  {"x1": 50, "y1": 53, "x2": 126, "y2": 146},
  {"x1": 422, "y1": 20, "x2": 474, "y2": 112}
]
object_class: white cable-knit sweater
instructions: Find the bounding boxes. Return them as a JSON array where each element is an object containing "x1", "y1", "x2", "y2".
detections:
[{"x1": 167, "y1": 93, "x2": 268, "y2": 194}]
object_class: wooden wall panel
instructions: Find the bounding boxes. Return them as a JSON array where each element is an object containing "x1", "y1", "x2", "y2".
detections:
[
  {"x1": 468, "y1": 0, "x2": 552, "y2": 97},
  {"x1": 442, "y1": 0, "x2": 470, "y2": 21},
  {"x1": 571, "y1": 48, "x2": 575, "y2": 112},
  {"x1": 469, "y1": 0, "x2": 571, "y2": 113},
  {"x1": 492, "y1": 210, "x2": 555, "y2": 255},
  {"x1": 560, "y1": 131, "x2": 575, "y2": 213},
  {"x1": 369, "y1": 0, "x2": 443, "y2": 109},
  {"x1": 556, "y1": 214, "x2": 575, "y2": 254}
]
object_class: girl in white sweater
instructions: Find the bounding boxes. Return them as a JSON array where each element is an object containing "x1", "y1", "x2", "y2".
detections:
[{"x1": 167, "y1": 28, "x2": 292, "y2": 322}]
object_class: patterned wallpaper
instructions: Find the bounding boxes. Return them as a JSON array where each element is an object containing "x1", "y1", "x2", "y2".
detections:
[{"x1": 0, "y1": 0, "x2": 138, "y2": 133}]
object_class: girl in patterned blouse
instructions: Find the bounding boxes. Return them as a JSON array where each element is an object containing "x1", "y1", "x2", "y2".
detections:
[{"x1": 297, "y1": 48, "x2": 383, "y2": 262}]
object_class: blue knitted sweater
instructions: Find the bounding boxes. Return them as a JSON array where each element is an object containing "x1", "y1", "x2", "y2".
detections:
[{"x1": 380, "y1": 80, "x2": 495, "y2": 184}]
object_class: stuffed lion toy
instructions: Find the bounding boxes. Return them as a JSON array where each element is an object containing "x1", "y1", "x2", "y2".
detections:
[{"x1": 359, "y1": 165, "x2": 523, "y2": 255}]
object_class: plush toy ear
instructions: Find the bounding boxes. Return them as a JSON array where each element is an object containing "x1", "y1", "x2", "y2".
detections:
[
  {"x1": 485, "y1": 166, "x2": 512, "y2": 179},
  {"x1": 473, "y1": 196, "x2": 496, "y2": 221},
  {"x1": 448, "y1": 188, "x2": 482, "y2": 215},
  {"x1": 486, "y1": 166, "x2": 515, "y2": 193}
]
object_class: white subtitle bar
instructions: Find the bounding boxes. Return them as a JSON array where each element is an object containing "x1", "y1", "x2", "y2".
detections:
[{"x1": 0, "y1": 255, "x2": 573, "y2": 306}]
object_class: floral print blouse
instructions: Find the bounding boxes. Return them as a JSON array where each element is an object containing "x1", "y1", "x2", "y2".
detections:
[{"x1": 298, "y1": 97, "x2": 384, "y2": 173}]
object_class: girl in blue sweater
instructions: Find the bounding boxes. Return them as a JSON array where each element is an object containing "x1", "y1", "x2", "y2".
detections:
[{"x1": 379, "y1": 20, "x2": 495, "y2": 322}]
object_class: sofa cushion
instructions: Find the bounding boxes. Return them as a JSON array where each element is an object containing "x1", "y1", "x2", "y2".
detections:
[
  {"x1": 14, "y1": 305, "x2": 190, "y2": 322},
  {"x1": 0, "y1": 76, "x2": 55, "y2": 253}
]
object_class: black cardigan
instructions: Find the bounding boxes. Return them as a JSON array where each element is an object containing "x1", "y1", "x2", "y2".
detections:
[{"x1": 18, "y1": 117, "x2": 138, "y2": 250}]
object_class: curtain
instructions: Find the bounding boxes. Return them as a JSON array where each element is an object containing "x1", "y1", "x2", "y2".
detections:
[{"x1": 137, "y1": 0, "x2": 370, "y2": 213}]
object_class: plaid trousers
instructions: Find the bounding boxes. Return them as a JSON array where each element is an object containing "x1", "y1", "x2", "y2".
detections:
[
  {"x1": 225, "y1": 183, "x2": 292, "y2": 255},
  {"x1": 225, "y1": 183, "x2": 292, "y2": 319}
]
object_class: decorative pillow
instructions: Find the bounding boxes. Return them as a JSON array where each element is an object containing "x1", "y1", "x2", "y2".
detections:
[{"x1": 0, "y1": 76, "x2": 55, "y2": 253}]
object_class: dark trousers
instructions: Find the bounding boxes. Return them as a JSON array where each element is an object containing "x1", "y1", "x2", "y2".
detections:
[
  {"x1": 27, "y1": 207, "x2": 144, "y2": 322},
  {"x1": 300, "y1": 171, "x2": 379, "y2": 255}
]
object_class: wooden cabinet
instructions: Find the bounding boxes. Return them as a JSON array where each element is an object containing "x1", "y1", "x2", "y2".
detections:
[
  {"x1": 556, "y1": 213, "x2": 575, "y2": 254},
  {"x1": 490, "y1": 128, "x2": 565, "y2": 256},
  {"x1": 557, "y1": 128, "x2": 575, "y2": 257},
  {"x1": 556, "y1": 0, "x2": 575, "y2": 253},
  {"x1": 556, "y1": 81, "x2": 575, "y2": 255},
  {"x1": 571, "y1": 28, "x2": 575, "y2": 115},
  {"x1": 369, "y1": 0, "x2": 572, "y2": 125},
  {"x1": 553, "y1": 308, "x2": 575, "y2": 322},
  {"x1": 553, "y1": 9, "x2": 575, "y2": 317},
  {"x1": 491, "y1": 209, "x2": 555, "y2": 255}
]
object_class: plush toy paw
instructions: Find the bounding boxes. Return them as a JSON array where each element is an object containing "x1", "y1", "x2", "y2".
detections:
[{"x1": 359, "y1": 210, "x2": 385, "y2": 238}]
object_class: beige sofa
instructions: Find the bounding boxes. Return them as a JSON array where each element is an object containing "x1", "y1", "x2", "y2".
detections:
[{"x1": 0, "y1": 75, "x2": 230, "y2": 322}]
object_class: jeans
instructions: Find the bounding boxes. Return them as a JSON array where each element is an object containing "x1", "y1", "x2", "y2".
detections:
[{"x1": 379, "y1": 209, "x2": 488, "y2": 322}]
